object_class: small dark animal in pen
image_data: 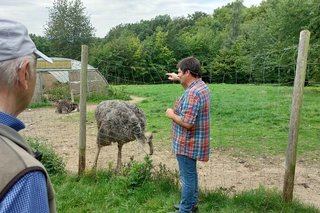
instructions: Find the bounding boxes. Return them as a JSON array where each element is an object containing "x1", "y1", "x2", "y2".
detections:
[
  {"x1": 55, "y1": 100, "x2": 79, "y2": 114},
  {"x1": 93, "y1": 100, "x2": 154, "y2": 171}
]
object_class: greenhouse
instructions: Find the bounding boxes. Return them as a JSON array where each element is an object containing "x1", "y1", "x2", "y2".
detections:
[{"x1": 32, "y1": 57, "x2": 107, "y2": 102}]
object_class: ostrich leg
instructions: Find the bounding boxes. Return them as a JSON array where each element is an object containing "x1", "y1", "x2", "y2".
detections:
[
  {"x1": 148, "y1": 140, "x2": 154, "y2": 155},
  {"x1": 116, "y1": 143, "x2": 123, "y2": 171},
  {"x1": 92, "y1": 145, "x2": 102, "y2": 170}
]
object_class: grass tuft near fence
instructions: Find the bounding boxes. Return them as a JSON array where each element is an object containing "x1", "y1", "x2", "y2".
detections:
[{"x1": 50, "y1": 163, "x2": 319, "y2": 213}]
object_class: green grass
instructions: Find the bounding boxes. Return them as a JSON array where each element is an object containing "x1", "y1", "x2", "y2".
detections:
[
  {"x1": 121, "y1": 84, "x2": 320, "y2": 159},
  {"x1": 51, "y1": 170, "x2": 319, "y2": 213},
  {"x1": 51, "y1": 171, "x2": 179, "y2": 213},
  {"x1": 28, "y1": 100, "x2": 53, "y2": 108},
  {"x1": 85, "y1": 85, "x2": 131, "y2": 103},
  {"x1": 30, "y1": 83, "x2": 320, "y2": 212},
  {"x1": 28, "y1": 137, "x2": 66, "y2": 175}
]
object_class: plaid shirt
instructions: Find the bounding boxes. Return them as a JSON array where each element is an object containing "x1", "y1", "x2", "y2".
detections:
[{"x1": 171, "y1": 79, "x2": 210, "y2": 161}]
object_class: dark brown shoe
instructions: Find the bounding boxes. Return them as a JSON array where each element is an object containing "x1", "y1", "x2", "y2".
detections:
[
  {"x1": 173, "y1": 204, "x2": 180, "y2": 210},
  {"x1": 173, "y1": 204, "x2": 199, "y2": 213}
]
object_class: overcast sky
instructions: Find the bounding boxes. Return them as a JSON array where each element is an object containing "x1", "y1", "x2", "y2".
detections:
[{"x1": 0, "y1": 0, "x2": 263, "y2": 38}]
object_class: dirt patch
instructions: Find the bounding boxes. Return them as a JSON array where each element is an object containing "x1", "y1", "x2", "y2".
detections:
[{"x1": 19, "y1": 98, "x2": 320, "y2": 209}]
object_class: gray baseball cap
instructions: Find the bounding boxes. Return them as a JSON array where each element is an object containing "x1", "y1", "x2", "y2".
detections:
[{"x1": 0, "y1": 19, "x2": 53, "y2": 63}]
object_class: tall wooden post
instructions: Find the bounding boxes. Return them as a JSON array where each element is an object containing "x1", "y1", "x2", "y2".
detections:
[
  {"x1": 283, "y1": 30, "x2": 310, "y2": 202},
  {"x1": 78, "y1": 45, "x2": 88, "y2": 175}
]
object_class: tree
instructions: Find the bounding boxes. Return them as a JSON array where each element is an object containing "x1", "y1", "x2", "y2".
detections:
[
  {"x1": 143, "y1": 27, "x2": 176, "y2": 82},
  {"x1": 229, "y1": 0, "x2": 243, "y2": 43},
  {"x1": 30, "y1": 34, "x2": 54, "y2": 57},
  {"x1": 45, "y1": 0, "x2": 95, "y2": 60},
  {"x1": 88, "y1": 0, "x2": 320, "y2": 84},
  {"x1": 243, "y1": 0, "x2": 314, "y2": 84},
  {"x1": 90, "y1": 30, "x2": 146, "y2": 84},
  {"x1": 211, "y1": 39, "x2": 250, "y2": 84}
]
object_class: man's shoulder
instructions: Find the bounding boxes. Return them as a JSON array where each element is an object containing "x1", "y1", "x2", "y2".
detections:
[
  {"x1": 0, "y1": 135, "x2": 44, "y2": 169},
  {"x1": 189, "y1": 80, "x2": 210, "y2": 95},
  {"x1": 0, "y1": 137, "x2": 46, "y2": 202}
]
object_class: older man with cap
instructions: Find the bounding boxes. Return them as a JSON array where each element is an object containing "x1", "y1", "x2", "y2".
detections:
[{"x1": 0, "y1": 19, "x2": 56, "y2": 213}]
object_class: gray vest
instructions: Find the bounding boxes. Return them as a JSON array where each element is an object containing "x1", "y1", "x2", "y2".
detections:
[{"x1": 0, "y1": 123, "x2": 56, "y2": 213}]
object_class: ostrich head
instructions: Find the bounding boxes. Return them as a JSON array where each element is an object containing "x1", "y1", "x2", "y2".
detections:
[{"x1": 136, "y1": 132, "x2": 153, "y2": 155}]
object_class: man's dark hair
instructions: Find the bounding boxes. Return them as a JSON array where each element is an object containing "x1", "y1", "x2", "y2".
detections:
[{"x1": 177, "y1": 56, "x2": 202, "y2": 77}]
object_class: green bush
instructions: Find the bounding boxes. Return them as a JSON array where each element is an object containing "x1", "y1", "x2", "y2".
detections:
[
  {"x1": 45, "y1": 82, "x2": 71, "y2": 102},
  {"x1": 28, "y1": 99, "x2": 52, "y2": 108},
  {"x1": 153, "y1": 162, "x2": 179, "y2": 187},
  {"x1": 69, "y1": 85, "x2": 131, "y2": 103},
  {"x1": 106, "y1": 85, "x2": 130, "y2": 100},
  {"x1": 28, "y1": 137, "x2": 66, "y2": 175},
  {"x1": 122, "y1": 155, "x2": 153, "y2": 188},
  {"x1": 34, "y1": 84, "x2": 130, "y2": 107},
  {"x1": 86, "y1": 85, "x2": 130, "y2": 103}
]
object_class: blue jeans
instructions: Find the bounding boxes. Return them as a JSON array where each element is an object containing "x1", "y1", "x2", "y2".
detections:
[{"x1": 176, "y1": 154, "x2": 198, "y2": 213}]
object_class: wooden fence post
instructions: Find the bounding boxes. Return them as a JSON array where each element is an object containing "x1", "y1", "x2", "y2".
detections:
[
  {"x1": 78, "y1": 45, "x2": 88, "y2": 175},
  {"x1": 283, "y1": 30, "x2": 310, "y2": 202}
]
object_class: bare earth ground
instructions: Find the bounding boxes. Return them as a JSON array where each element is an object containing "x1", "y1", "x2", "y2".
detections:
[{"x1": 19, "y1": 98, "x2": 320, "y2": 209}]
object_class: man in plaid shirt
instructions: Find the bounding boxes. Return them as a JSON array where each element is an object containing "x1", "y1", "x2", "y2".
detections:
[{"x1": 166, "y1": 56, "x2": 210, "y2": 213}]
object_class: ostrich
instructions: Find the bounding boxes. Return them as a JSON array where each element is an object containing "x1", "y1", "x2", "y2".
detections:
[
  {"x1": 55, "y1": 99, "x2": 79, "y2": 114},
  {"x1": 93, "y1": 100, "x2": 154, "y2": 170}
]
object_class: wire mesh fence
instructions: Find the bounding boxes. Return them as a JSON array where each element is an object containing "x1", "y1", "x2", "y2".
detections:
[{"x1": 19, "y1": 47, "x2": 320, "y2": 208}]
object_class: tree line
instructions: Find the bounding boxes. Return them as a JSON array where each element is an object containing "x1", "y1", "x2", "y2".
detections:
[{"x1": 32, "y1": 0, "x2": 320, "y2": 84}]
